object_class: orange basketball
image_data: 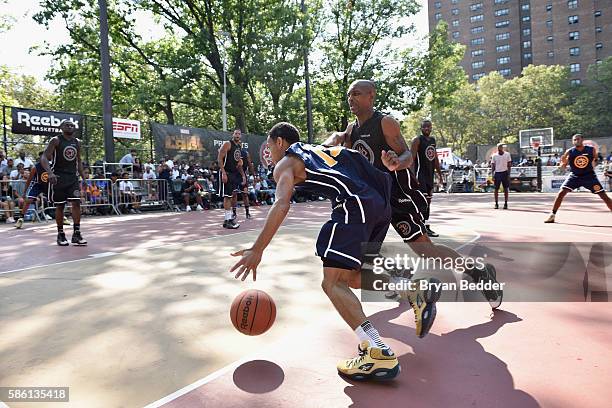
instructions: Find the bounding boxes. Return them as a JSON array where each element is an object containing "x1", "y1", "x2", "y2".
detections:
[{"x1": 230, "y1": 289, "x2": 276, "y2": 336}]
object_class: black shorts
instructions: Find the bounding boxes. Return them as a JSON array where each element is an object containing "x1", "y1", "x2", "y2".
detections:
[
  {"x1": 218, "y1": 170, "x2": 241, "y2": 198},
  {"x1": 562, "y1": 173, "x2": 605, "y2": 194},
  {"x1": 49, "y1": 177, "x2": 80, "y2": 204},
  {"x1": 417, "y1": 177, "x2": 434, "y2": 198},
  {"x1": 494, "y1": 171, "x2": 510, "y2": 189},
  {"x1": 389, "y1": 169, "x2": 428, "y2": 242}
]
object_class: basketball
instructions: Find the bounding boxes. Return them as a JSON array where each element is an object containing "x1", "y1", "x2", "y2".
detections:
[{"x1": 230, "y1": 289, "x2": 276, "y2": 335}]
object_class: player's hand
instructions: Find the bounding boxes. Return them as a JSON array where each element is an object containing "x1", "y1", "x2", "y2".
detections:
[
  {"x1": 381, "y1": 150, "x2": 400, "y2": 171},
  {"x1": 230, "y1": 248, "x2": 262, "y2": 281},
  {"x1": 48, "y1": 172, "x2": 58, "y2": 185},
  {"x1": 221, "y1": 171, "x2": 228, "y2": 184}
]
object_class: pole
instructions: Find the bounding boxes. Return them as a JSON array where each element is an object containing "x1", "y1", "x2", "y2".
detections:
[
  {"x1": 222, "y1": 62, "x2": 228, "y2": 131},
  {"x1": 301, "y1": 0, "x2": 314, "y2": 143},
  {"x1": 149, "y1": 122, "x2": 154, "y2": 162},
  {"x1": 84, "y1": 116, "x2": 90, "y2": 165},
  {"x1": 536, "y1": 145, "x2": 542, "y2": 192},
  {"x1": 99, "y1": 0, "x2": 115, "y2": 163},
  {"x1": 2, "y1": 105, "x2": 7, "y2": 155}
]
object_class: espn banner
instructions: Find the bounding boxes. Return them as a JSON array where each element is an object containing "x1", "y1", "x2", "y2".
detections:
[
  {"x1": 113, "y1": 118, "x2": 141, "y2": 139},
  {"x1": 11, "y1": 107, "x2": 83, "y2": 137},
  {"x1": 151, "y1": 123, "x2": 269, "y2": 168}
]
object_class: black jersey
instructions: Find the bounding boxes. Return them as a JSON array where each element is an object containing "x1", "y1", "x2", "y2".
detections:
[
  {"x1": 568, "y1": 146, "x2": 596, "y2": 176},
  {"x1": 414, "y1": 134, "x2": 437, "y2": 183},
  {"x1": 51, "y1": 135, "x2": 79, "y2": 180},
  {"x1": 241, "y1": 148, "x2": 250, "y2": 173},
  {"x1": 224, "y1": 141, "x2": 242, "y2": 173},
  {"x1": 286, "y1": 142, "x2": 392, "y2": 224}
]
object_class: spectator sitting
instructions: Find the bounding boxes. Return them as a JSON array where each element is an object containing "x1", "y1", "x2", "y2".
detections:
[
  {"x1": 0, "y1": 151, "x2": 7, "y2": 167},
  {"x1": 143, "y1": 165, "x2": 156, "y2": 180},
  {"x1": 119, "y1": 149, "x2": 137, "y2": 166},
  {"x1": 14, "y1": 151, "x2": 34, "y2": 169},
  {"x1": 1, "y1": 174, "x2": 16, "y2": 223},
  {"x1": 182, "y1": 176, "x2": 205, "y2": 211},
  {"x1": 119, "y1": 172, "x2": 141, "y2": 214}
]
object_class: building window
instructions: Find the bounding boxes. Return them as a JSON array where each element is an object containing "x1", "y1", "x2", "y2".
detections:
[
  {"x1": 469, "y1": 3, "x2": 483, "y2": 12},
  {"x1": 470, "y1": 14, "x2": 483, "y2": 22},
  {"x1": 471, "y1": 26, "x2": 484, "y2": 34},
  {"x1": 569, "y1": 47, "x2": 580, "y2": 56},
  {"x1": 546, "y1": 4, "x2": 552, "y2": 12},
  {"x1": 435, "y1": 13, "x2": 442, "y2": 20},
  {"x1": 570, "y1": 63, "x2": 580, "y2": 72},
  {"x1": 523, "y1": 52, "x2": 532, "y2": 59},
  {"x1": 434, "y1": 1, "x2": 441, "y2": 9},
  {"x1": 523, "y1": 28, "x2": 531, "y2": 37},
  {"x1": 494, "y1": 9, "x2": 509, "y2": 17},
  {"x1": 452, "y1": 0, "x2": 459, "y2": 4},
  {"x1": 494, "y1": 0, "x2": 508, "y2": 4},
  {"x1": 452, "y1": 31, "x2": 460, "y2": 39},
  {"x1": 596, "y1": 27, "x2": 602, "y2": 33},
  {"x1": 499, "y1": 68, "x2": 512, "y2": 76},
  {"x1": 471, "y1": 37, "x2": 485, "y2": 45},
  {"x1": 570, "y1": 79, "x2": 581, "y2": 85},
  {"x1": 522, "y1": 16, "x2": 531, "y2": 22},
  {"x1": 595, "y1": 42, "x2": 603, "y2": 50},
  {"x1": 471, "y1": 49, "x2": 484, "y2": 57},
  {"x1": 496, "y1": 44, "x2": 510, "y2": 52},
  {"x1": 546, "y1": 20, "x2": 553, "y2": 28},
  {"x1": 547, "y1": 36, "x2": 554, "y2": 42},
  {"x1": 452, "y1": 8, "x2": 460, "y2": 15},
  {"x1": 596, "y1": 59, "x2": 602, "y2": 64},
  {"x1": 521, "y1": 4, "x2": 530, "y2": 11},
  {"x1": 569, "y1": 31, "x2": 580, "y2": 40},
  {"x1": 594, "y1": 11, "x2": 602, "y2": 17},
  {"x1": 548, "y1": 51, "x2": 555, "y2": 58},
  {"x1": 496, "y1": 20, "x2": 510, "y2": 28},
  {"x1": 452, "y1": 20, "x2": 460, "y2": 27},
  {"x1": 497, "y1": 56, "x2": 510, "y2": 65},
  {"x1": 472, "y1": 73, "x2": 485, "y2": 80},
  {"x1": 496, "y1": 32, "x2": 510, "y2": 41},
  {"x1": 472, "y1": 61, "x2": 485, "y2": 69},
  {"x1": 522, "y1": 40, "x2": 531, "y2": 48},
  {"x1": 568, "y1": 15, "x2": 579, "y2": 24},
  {"x1": 568, "y1": 1, "x2": 578, "y2": 10}
]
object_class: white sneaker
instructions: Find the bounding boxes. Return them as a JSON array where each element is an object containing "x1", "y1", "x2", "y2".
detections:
[
  {"x1": 15, "y1": 218, "x2": 24, "y2": 229},
  {"x1": 6, "y1": 217, "x2": 15, "y2": 223},
  {"x1": 196, "y1": 205, "x2": 203, "y2": 211},
  {"x1": 186, "y1": 206, "x2": 192, "y2": 212},
  {"x1": 44, "y1": 214, "x2": 52, "y2": 220}
]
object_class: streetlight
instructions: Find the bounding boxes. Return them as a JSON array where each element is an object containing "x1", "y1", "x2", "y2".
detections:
[{"x1": 218, "y1": 31, "x2": 230, "y2": 132}]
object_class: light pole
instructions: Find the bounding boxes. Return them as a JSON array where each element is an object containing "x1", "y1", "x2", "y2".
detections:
[
  {"x1": 222, "y1": 61, "x2": 227, "y2": 131},
  {"x1": 301, "y1": 0, "x2": 313, "y2": 143},
  {"x1": 99, "y1": 0, "x2": 114, "y2": 162}
]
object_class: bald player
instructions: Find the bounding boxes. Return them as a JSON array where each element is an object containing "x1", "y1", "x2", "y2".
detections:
[
  {"x1": 545, "y1": 133, "x2": 612, "y2": 223},
  {"x1": 324, "y1": 79, "x2": 503, "y2": 310}
]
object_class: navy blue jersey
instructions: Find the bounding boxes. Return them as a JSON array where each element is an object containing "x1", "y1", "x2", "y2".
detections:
[
  {"x1": 32, "y1": 162, "x2": 49, "y2": 189},
  {"x1": 568, "y1": 146, "x2": 595, "y2": 176},
  {"x1": 286, "y1": 142, "x2": 392, "y2": 224},
  {"x1": 241, "y1": 148, "x2": 250, "y2": 173}
]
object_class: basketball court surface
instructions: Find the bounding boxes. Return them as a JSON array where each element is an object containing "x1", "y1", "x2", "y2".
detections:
[{"x1": 1, "y1": 193, "x2": 611, "y2": 408}]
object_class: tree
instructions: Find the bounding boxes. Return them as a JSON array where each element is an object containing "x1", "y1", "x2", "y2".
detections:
[{"x1": 571, "y1": 57, "x2": 612, "y2": 138}]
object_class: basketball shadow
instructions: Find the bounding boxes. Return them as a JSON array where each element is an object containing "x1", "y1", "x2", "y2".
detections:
[
  {"x1": 343, "y1": 307, "x2": 540, "y2": 408},
  {"x1": 232, "y1": 360, "x2": 285, "y2": 393}
]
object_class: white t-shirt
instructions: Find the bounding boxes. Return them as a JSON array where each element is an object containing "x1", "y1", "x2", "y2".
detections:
[
  {"x1": 492, "y1": 152, "x2": 512, "y2": 173},
  {"x1": 166, "y1": 159, "x2": 174, "y2": 169},
  {"x1": 119, "y1": 180, "x2": 134, "y2": 192},
  {"x1": 143, "y1": 171, "x2": 156, "y2": 180},
  {"x1": 14, "y1": 157, "x2": 34, "y2": 168}
]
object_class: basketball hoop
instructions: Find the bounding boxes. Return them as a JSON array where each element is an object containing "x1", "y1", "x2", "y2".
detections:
[{"x1": 531, "y1": 141, "x2": 541, "y2": 150}]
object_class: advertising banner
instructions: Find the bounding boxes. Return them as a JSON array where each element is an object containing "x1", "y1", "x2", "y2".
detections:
[{"x1": 11, "y1": 107, "x2": 82, "y2": 137}]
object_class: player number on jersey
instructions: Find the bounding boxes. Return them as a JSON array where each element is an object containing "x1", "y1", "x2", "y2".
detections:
[{"x1": 312, "y1": 146, "x2": 342, "y2": 167}]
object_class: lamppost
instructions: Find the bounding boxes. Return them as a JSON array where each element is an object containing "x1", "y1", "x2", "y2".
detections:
[
  {"x1": 218, "y1": 31, "x2": 230, "y2": 132},
  {"x1": 98, "y1": 0, "x2": 114, "y2": 162}
]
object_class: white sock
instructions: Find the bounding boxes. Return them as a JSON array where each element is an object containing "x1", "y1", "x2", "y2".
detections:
[
  {"x1": 355, "y1": 320, "x2": 389, "y2": 350},
  {"x1": 224, "y1": 211, "x2": 232, "y2": 220}
]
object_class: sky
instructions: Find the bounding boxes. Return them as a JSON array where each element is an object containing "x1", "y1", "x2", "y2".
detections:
[{"x1": 0, "y1": 0, "x2": 429, "y2": 90}]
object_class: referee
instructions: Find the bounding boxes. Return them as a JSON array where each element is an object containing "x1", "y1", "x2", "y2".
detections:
[{"x1": 491, "y1": 143, "x2": 512, "y2": 209}]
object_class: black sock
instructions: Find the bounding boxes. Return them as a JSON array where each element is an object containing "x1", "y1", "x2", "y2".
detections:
[
  {"x1": 57, "y1": 226, "x2": 64, "y2": 233},
  {"x1": 552, "y1": 209, "x2": 557, "y2": 215},
  {"x1": 74, "y1": 224, "x2": 80, "y2": 232}
]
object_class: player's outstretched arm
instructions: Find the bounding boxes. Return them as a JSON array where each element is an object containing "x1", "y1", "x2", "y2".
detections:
[
  {"x1": 559, "y1": 149, "x2": 571, "y2": 170},
  {"x1": 382, "y1": 116, "x2": 412, "y2": 170},
  {"x1": 230, "y1": 157, "x2": 299, "y2": 281},
  {"x1": 322, "y1": 124, "x2": 353, "y2": 148}
]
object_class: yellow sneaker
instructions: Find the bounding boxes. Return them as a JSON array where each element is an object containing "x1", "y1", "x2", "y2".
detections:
[
  {"x1": 337, "y1": 341, "x2": 400, "y2": 381},
  {"x1": 400, "y1": 277, "x2": 441, "y2": 338},
  {"x1": 63, "y1": 216, "x2": 71, "y2": 225}
]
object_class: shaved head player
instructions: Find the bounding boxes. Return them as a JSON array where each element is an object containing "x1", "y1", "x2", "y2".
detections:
[{"x1": 323, "y1": 79, "x2": 503, "y2": 309}]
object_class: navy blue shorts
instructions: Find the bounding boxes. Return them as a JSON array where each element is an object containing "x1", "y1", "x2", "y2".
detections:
[
  {"x1": 316, "y1": 210, "x2": 391, "y2": 271},
  {"x1": 26, "y1": 183, "x2": 45, "y2": 199},
  {"x1": 561, "y1": 173, "x2": 604, "y2": 194},
  {"x1": 494, "y1": 171, "x2": 510, "y2": 189}
]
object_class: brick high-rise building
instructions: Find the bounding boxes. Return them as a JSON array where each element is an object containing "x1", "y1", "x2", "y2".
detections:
[{"x1": 428, "y1": 0, "x2": 612, "y2": 83}]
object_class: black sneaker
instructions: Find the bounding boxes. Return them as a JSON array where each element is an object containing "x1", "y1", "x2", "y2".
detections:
[
  {"x1": 57, "y1": 232, "x2": 69, "y2": 246},
  {"x1": 224, "y1": 219, "x2": 240, "y2": 229},
  {"x1": 246, "y1": 212, "x2": 252, "y2": 219},
  {"x1": 71, "y1": 231, "x2": 87, "y2": 246},
  {"x1": 494, "y1": 203, "x2": 499, "y2": 209},
  {"x1": 503, "y1": 203, "x2": 508, "y2": 210},
  {"x1": 425, "y1": 225, "x2": 439, "y2": 237},
  {"x1": 464, "y1": 264, "x2": 503, "y2": 309}
]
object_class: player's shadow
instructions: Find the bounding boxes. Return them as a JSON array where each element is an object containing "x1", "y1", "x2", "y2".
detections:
[
  {"x1": 232, "y1": 360, "x2": 285, "y2": 393},
  {"x1": 343, "y1": 307, "x2": 540, "y2": 408}
]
